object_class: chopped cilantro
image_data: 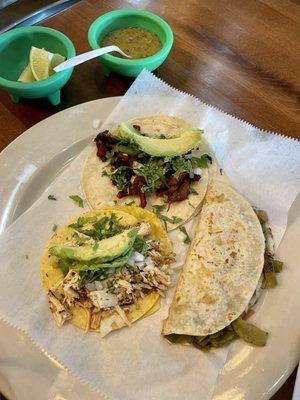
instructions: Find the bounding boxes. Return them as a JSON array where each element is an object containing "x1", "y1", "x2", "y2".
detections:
[
  {"x1": 179, "y1": 226, "x2": 191, "y2": 244},
  {"x1": 69, "y1": 195, "x2": 84, "y2": 208},
  {"x1": 93, "y1": 242, "x2": 99, "y2": 251},
  {"x1": 189, "y1": 187, "x2": 198, "y2": 195},
  {"x1": 170, "y1": 215, "x2": 183, "y2": 224},
  {"x1": 116, "y1": 143, "x2": 140, "y2": 155},
  {"x1": 152, "y1": 204, "x2": 166, "y2": 212},
  {"x1": 101, "y1": 169, "x2": 109, "y2": 177},
  {"x1": 190, "y1": 154, "x2": 211, "y2": 168},
  {"x1": 132, "y1": 235, "x2": 149, "y2": 255},
  {"x1": 153, "y1": 207, "x2": 183, "y2": 225},
  {"x1": 69, "y1": 216, "x2": 85, "y2": 229},
  {"x1": 72, "y1": 232, "x2": 88, "y2": 246},
  {"x1": 111, "y1": 166, "x2": 131, "y2": 191},
  {"x1": 52, "y1": 224, "x2": 58, "y2": 232},
  {"x1": 48, "y1": 194, "x2": 56, "y2": 201},
  {"x1": 171, "y1": 157, "x2": 194, "y2": 179},
  {"x1": 70, "y1": 214, "x2": 123, "y2": 241},
  {"x1": 125, "y1": 200, "x2": 135, "y2": 206},
  {"x1": 134, "y1": 160, "x2": 167, "y2": 195},
  {"x1": 68, "y1": 215, "x2": 97, "y2": 229}
]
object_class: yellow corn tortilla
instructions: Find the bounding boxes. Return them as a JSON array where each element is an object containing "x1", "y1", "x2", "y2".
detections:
[
  {"x1": 82, "y1": 115, "x2": 211, "y2": 231},
  {"x1": 41, "y1": 206, "x2": 172, "y2": 333}
]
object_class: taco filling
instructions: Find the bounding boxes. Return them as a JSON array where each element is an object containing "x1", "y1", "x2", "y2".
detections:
[
  {"x1": 166, "y1": 209, "x2": 283, "y2": 350},
  {"x1": 93, "y1": 125, "x2": 211, "y2": 208},
  {"x1": 82, "y1": 116, "x2": 212, "y2": 231},
  {"x1": 42, "y1": 208, "x2": 174, "y2": 332},
  {"x1": 162, "y1": 182, "x2": 283, "y2": 351}
]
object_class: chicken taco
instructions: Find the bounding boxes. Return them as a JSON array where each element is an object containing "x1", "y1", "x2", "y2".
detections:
[
  {"x1": 162, "y1": 181, "x2": 283, "y2": 350},
  {"x1": 82, "y1": 116, "x2": 212, "y2": 231},
  {"x1": 41, "y1": 206, "x2": 174, "y2": 335}
]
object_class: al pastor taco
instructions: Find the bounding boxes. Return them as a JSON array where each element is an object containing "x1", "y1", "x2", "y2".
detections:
[{"x1": 82, "y1": 116, "x2": 212, "y2": 231}]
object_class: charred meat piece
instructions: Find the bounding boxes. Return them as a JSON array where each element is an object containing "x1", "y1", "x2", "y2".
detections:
[
  {"x1": 156, "y1": 173, "x2": 189, "y2": 197},
  {"x1": 130, "y1": 176, "x2": 146, "y2": 195},
  {"x1": 167, "y1": 176, "x2": 179, "y2": 186},
  {"x1": 169, "y1": 180, "x2": 191, "y2": 203},
  {"x1": 117, "y1": 189, "x2": 128, "y2": 198},
  {"x1": 111, "y1": 152, "x2": 138, "y2": 168},
  {"x1": 191, "y1": 174, "x2": 201, "y2": 182},
  {"x1": 96, "y1": 142, "x2": 107, "y2": 161},
  {"x1": 94, "y1": 130, "x2": 119, "y2": 144},
  {"x1": 139, "y1": 191, "x2": 147, "y2": 208}
]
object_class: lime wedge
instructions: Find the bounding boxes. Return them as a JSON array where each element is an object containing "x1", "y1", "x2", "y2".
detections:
[
  {"x1": 30, "y1": 46, "x2": 51, "y2": 81},
  {"x1": 18, "y1": 64, "x2": 36, "y2": 83},
  {"x1": 49, "y1": 53, "x2": 66, "y2": 75}
]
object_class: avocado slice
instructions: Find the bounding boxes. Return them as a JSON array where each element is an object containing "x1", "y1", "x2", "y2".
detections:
[
  {"x1": 119, "y1": 122, "x2": 203, "y2": 157},
  {"x1": 49, "y1": 228, "x2": 137, "y2": 262}
]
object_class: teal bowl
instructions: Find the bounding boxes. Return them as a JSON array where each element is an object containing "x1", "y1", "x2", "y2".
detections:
[
  {"x1": 0, "y1": 26, "x2": 76, "y2": 105},
  {"x1": 88, "y1": 9, "x2": 173, "y2": 77}
]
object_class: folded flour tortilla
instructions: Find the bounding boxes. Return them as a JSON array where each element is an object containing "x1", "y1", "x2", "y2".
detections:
[{"x1": 162, "y1": 181, "x2": 265, "y2": 337}]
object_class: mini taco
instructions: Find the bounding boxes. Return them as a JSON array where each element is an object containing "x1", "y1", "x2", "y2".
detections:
[
  {"x1": 82, "y1": 115, "x2": 212, "y2": 231},
  {"x1": 41, "y1": 206, "x2": 174, "y2": 335},
  {"x1": 162, "y1": 181, "x2": 283, "y2": 350}
]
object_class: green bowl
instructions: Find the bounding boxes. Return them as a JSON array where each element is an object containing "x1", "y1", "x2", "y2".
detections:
[
  {"x1": 0, "y1": 26, "x2": 76, "y2": 105},
  {"x1": 88, "y1": 9, "x2": 173, "y2": 77}
]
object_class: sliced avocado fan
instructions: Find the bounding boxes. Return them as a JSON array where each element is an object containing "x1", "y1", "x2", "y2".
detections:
[
  {"x1": 49, "y1": 227, "x2": 138, "y2": 263},
  {"x1": 119, "y1": 122, "x2": 203, "y2": 157}
]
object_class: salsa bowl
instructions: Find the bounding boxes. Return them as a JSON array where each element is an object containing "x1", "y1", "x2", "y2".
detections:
[{"x1": 88, "y1": 9, "x2": 173, "y2": 77}]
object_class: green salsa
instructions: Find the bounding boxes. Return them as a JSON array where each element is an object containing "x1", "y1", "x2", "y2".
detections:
[{"x1": 101, "y1": 27, "x2": 162, "y2": 59}]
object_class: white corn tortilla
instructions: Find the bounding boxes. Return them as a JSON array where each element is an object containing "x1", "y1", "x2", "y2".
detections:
[{"x1": 82, "y1": 115, "x2": 210, "y2": 231}]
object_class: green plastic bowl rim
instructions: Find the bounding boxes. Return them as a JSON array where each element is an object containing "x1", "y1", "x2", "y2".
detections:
[
  {"x1": 0, "y1": 26, "x2": 76, "y2": 90},
  {"x1": 88, "y1": 9, "x2": 174, "y2": 66}
]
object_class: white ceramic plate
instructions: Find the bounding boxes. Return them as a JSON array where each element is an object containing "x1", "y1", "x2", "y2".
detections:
[{"x1": 0, "y1": 98, "x2": 299, "y2": 400}]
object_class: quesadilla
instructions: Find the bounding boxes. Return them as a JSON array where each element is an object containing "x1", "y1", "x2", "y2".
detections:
[
  {"x1": 41, "y1": 206, "x2": 174, "y2": 335},
  {"x1": 162, "y1": 181, "x2": 283, "y2": 350},
  {"x1": 82, "y1": 115, "x2": 212, "y2": 231}
]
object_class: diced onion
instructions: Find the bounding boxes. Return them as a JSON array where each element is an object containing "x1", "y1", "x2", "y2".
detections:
[
  {"x1": 133, "y1": 251, "x2": 145, "y2": 262},
  {"x1": 85, "y1": 282, "x2": 96, "y2": 291},
  {"x1": 193, "y1": 167, "x2": 202, "y2": 175},
  {"x1": 94, "y1": 280, "x2": 103, "y2": 291},
  {"x1": 89, "y1": 290, "x2": 118, "y2": 308},
  {"x1": 127, "y1": 257, "x2": 135, "y2": 266}
]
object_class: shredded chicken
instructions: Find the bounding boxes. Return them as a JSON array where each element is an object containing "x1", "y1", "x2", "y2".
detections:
[
  {"x1": 148, "y1": 249, "x2": 164, "y2": 266},
  {"x1": 115, "y1": 304, "x2": 131, "y2": 326},
  {"x1": 88, "y1": 290, "x2": 118, "y2": 309},
  {"x1": 60, "y1": 269, "x2": 81, "y2": 307},
  {"x1": 90, "y1": 308, "x2": 102, "y2": 330},
  {"x1": 47, "y1": 232, "x2": 172, "y2": 330},
  {"x1": 142, "y1": 267, "x2": 171, "y2": 295},
  {"x1": 117, "y1": 279, "x2": 133, "y2": 294},
  {"x1": 47, "y1": 290, "x2": 72, "y2": 327}
]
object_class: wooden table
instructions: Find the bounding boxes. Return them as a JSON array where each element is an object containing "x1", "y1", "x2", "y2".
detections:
[{"x1": 0, "y1": 0, "x2": 299, "y2": 399}]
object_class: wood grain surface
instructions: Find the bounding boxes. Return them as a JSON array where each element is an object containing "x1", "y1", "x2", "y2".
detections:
[{"x1": 0, "y1": 0, "x2": 299, "y2": 398}]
